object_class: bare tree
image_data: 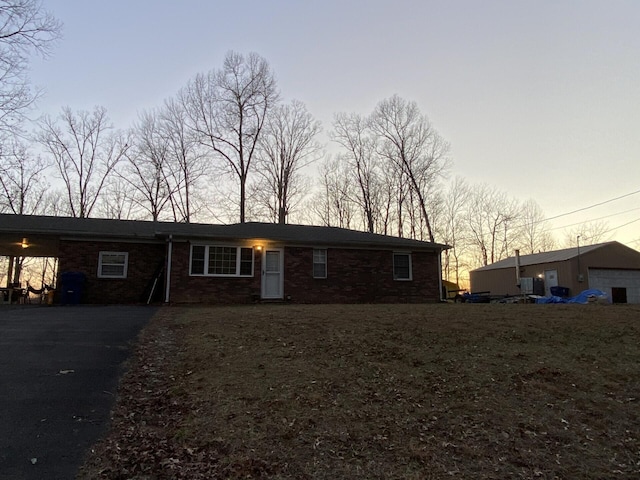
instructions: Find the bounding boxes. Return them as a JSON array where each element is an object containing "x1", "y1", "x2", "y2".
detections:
[
  {"x1": 368, "y1": 95, "x2": 449, "y2": 242},
  {"x1": 435, "y1": 176, "x2": 471, "y2": 286},
  {"x1": 121, "y1": 109, "x2": 173, "y2": 221},
  {"x1": 0, "y1": 140, "x2": 49, "y2": 214},
  {"x1": 0, "y1": 140, "x2": 50, "y2": 285},
  {"x1": 0, "y1": 0, "x2": 61, "y2": 138},
  {"x1": 254, "y1": 99, "x2": 321, "y2": 223},
  {"x1": 375, "y1": 170, "x2": 396, "y2": 235},
  {"x1": 0, "y1": 2, "x2": 60, "y2": 124},
  {"x1": 96, "y1": 175, "x2": 137, "y2": 220},
  {"x1": 311, "y1": 156, "x2": 355, "y2": 228},
  {"x1": 161, "y1": 97, "x2": 208, "y2": 222},
  {"x1": 467, "y1": 184, "x2": 520, "y2": 267},
  {"x1": 563, "y1": 221, "x2": 610, "y2": 247},
  {"x1": 180, "y1": 51, "x2": 279, "y2": 222},
  {"x1": 331, "y1": 112, "x2": 381, "y2": 233},
  {"x1": 38, "y1": 106, "x2": 129, "y2": 218},
  {"x1": 517, "y1": 199, "x2": 555, "y2": 254}
]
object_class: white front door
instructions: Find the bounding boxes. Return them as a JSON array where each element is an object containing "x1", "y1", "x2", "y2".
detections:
[
  {"x1": 544, "y1": 269, "x2": 558, "y2": 296},
  {"x1": 262, "y1": 249, "x2": 283, "y2": 299}
]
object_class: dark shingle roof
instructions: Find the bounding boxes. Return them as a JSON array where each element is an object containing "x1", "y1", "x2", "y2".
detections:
[{"x1": 0, "y1": 214, "x2": 447, "y2": 251}]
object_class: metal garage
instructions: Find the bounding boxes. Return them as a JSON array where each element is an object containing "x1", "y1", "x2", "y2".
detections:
[
  {"x1": 589, "y1": 268, "x2": 640, "y2": 304},
  {"x1": 470, "y1": 241, "x2": 640, "y2": 303}
]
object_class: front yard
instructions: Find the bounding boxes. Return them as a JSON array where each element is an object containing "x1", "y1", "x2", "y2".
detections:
[{"x1": 79, "y1": 304, "x2": 640, "y2": 479}]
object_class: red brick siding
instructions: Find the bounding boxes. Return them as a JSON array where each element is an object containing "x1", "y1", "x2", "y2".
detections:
[
  {"x1": 57, "y1": 240, "x2": 165, "y2": 304},
  {"x1": 58, "y1": 240, "x2": 441, "y2": 304},
  {"x1": 170, "y1": 243, "x2": 439, "y2": 304},
  {"x1": 169, "y1": 242, "x2": 262, "y2": 304},
  {"x1": 283, "y1": 247, "x2": 440, "y2": 303}
]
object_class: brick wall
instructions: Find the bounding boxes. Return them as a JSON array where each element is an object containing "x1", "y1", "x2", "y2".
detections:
[
  {"x1": 283, "y1": 247, "x2": 440, "y2": 303},
  {"x1": 169, "y1": 243, "x2": 440, "y2": 304},
  {"x1": 58, "y1": 240, "x2": 441, "y2": 304},
  {"x1": 169, "y1": 242, "x2": 262, "y2": 304},
  {"x1": 57, "y1": 240, "x2": 165, "y2": 304}
]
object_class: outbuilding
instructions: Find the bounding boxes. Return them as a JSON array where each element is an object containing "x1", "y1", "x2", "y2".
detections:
[
  {"x1": 0, "y1": 214, "x2": 447, "y2": 304},
  {"x1": 470, "y1": 241, "x2": 640, "y2": 303}
]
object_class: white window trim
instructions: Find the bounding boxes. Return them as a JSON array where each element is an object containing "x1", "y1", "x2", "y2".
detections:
[
  {"x1": 98, "y1": 251, "x2": 128, "y2": 279},
  {"x1": 189, "y1": 244, "x2": 254, "y2": 277},
  {"x1": 313, "y1": 248, "x2": 327, "y2": 279},
  {"x1": 393, "y1": 252, "x2": 412, "y2": 281}
]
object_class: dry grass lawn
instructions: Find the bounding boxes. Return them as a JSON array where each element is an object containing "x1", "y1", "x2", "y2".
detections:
[{"x1": 79, "y1": 304, "x2": 640, "y2": 479}]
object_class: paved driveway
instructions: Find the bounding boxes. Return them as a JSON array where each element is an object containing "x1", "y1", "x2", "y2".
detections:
[{"x1": 0, "y1": 305, "x2": 155, "y2": 480}]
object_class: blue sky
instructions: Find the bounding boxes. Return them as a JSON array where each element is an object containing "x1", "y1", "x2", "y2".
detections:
[{"x1": 30, "y1": 1, "x2": 640, "y2": 245}]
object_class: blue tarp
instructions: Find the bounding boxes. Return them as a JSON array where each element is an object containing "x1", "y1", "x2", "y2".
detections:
[{"x1": 535, "y1": 289, "x2": 610, "y2": 304}]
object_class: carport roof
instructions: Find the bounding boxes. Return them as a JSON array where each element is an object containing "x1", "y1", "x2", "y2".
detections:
[
  {"x1": 0, "y1": 214, "x2": 448, "y2": 257},
  {"x1": 471, "y1": 242, "x2": 616, "y2": 272}
]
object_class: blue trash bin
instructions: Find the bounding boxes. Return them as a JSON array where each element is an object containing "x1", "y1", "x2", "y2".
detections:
[
  {"x1": 550, "y1": 286, "x2": 569, "y2": 297},
  {"x1": 60, "y1": 272, "x2": 86, "y2": 304}
]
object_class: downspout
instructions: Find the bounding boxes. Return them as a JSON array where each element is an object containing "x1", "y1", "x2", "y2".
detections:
[
  {"x1": 515, "y1": 249, "x2": 522, "y2": 299},
  {"x1": 437, "y1": 249, "x2": 444, "y2": 302},
  {"x1": 164, "y1": 234, "x2": 173, "y2": 303}
]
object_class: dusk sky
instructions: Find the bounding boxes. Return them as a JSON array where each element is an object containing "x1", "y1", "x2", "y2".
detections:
[{"x1": 30, "y1": 1, "x2": 639, "y2": 246}]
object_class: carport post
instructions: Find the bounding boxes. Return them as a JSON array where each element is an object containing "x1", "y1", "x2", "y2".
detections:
[
  {"x1": 6, "y1": 255, "x2": 13, "y2": 288},
  {"x1": 164, "y1": 234, "x2": 172, "y2": 303}
]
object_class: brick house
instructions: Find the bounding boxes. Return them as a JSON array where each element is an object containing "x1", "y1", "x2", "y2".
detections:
[{"x1": 0, "y1": 214, "x2": 447, "y2": 304}]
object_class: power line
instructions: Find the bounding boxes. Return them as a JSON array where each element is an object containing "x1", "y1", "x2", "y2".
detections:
[
  {"x1": 441, "y1": 203, "x2": 640, "y2": 246},
  {"x1": 545, "y1": 188, "x2": 640, "y2": 222},
  {"x1": 584, "y1": 217, "x2": 640, "y2": 241},
  {"x1": 547, "y1": 206, "x2": 640, "y2": 232}
]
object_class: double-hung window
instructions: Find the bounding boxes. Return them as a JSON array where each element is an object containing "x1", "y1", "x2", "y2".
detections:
[
  {"x1": 98, "y1": 251, "x2": 128, "y2": 278},
  {"x1": 190, "y1": 245, "x2": 254, "y2": 277},
  {"x1": 393, "y1": 252, "x2": 412, "y2": 281},
  {"x1": 313, "y1": 249, "x2": 327, "y2": 278}
]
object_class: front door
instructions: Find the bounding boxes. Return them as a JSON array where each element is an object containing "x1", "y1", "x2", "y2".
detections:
[
  {"x1": 262, "y1": 249, "x2": 283, "y2": 299},
  {"x1": 544, "y1": 269, "x2": 558, "y2": 296}
]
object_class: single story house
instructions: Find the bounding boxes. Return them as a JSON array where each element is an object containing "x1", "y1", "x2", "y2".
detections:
[
  {"x1": 470, "y1": 241, "x2": 640, "y2": 304},
  {"x1": 0, "y1": 214, "x2": 448, "y2": 304}
]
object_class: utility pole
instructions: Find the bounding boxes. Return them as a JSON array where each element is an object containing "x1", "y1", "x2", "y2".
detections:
[{"x1": 577, "y1": 235, "x2": 582, "y2": 282}]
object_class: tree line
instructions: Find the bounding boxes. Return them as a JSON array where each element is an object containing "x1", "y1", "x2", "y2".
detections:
[{"x1": 0, "y1": 2, "x2": 613, "y2": 288}]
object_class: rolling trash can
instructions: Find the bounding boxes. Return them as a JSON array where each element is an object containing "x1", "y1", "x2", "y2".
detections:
[
  {"x1": 550, "y1": 286, "x2": 570, "y2": 298},
  {"x1": 59, "y1": 272, "x2": 86, "y2": 304}
]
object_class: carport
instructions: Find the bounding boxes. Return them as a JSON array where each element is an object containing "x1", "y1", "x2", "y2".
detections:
[
  {"x1": 0, "y1": 214, "x2": 170, "y2": 305},
  {"x1": 0, "y1": 229, "x2": 60, "y2": 305}
]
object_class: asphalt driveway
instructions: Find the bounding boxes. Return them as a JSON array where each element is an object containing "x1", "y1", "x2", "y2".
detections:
[{"x1": 0, "y1": 305, "x2": 155, "y2": 480}]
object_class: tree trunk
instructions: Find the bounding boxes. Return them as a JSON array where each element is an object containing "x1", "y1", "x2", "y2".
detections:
[{"x1": 239, "y1": 176, "x2": 246, "y2": 223}]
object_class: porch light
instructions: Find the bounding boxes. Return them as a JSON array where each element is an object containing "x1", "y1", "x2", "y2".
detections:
[
  {"x1": 255, "y1": 245, "x2": 263, "y2": 251},
  {"x1": 21, "y1": 237, "x2": 29, "y2": 249}
]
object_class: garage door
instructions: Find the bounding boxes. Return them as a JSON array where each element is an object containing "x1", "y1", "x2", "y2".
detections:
[{"x1": 588, "y1": 268, "x2": 640, "y2": 304}]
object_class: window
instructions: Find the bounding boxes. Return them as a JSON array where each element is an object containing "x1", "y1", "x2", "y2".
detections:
[
  {"x1": 190, "y1": 245, "x2": 254, "y2": 277},
  {"x1": 393, "y1": 253, "x2": 412, "y2": 280},
  {"x1": 191, "y1": 246, "x2": 205, "y2": 275},
  {"x1": 98, "y1": 252, "x2": 128, "y2": 278},
  {"x1": 209, "y1": 246, "x2": 237, "y2": 275},
  {"x1": 313, "y1": 249, "x2": 327, "y2": 278}
]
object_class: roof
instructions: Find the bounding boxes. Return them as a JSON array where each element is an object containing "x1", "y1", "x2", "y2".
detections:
[
  {"x1": 471, "y1": 242, "x2": 618, "y2": 272},
  {"x1": 0, "y1": 214, "x2": 447, "y2": 255}
]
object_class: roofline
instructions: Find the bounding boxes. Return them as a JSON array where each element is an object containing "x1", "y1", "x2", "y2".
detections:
[
  {"x1": 153, "y1": 230, "x2": 448, "y2": 251},
  {"x1": 0, "y1": 214, "x2": 449, "y2": 252},
  {"x1": 470, "y1": 241, "x2": 623, "y2": 272}
]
